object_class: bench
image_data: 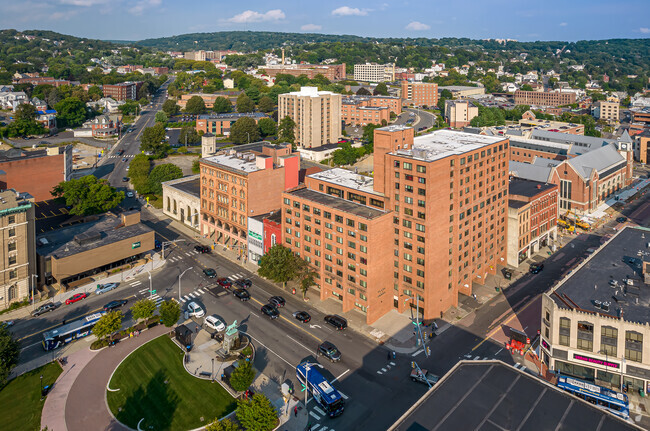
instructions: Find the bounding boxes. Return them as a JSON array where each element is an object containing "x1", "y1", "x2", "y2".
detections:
[{"x1": 199, "y1": 371, "x2": 212, "y2": 378}]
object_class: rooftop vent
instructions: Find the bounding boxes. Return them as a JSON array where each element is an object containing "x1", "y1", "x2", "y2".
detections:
[{"x1": 74, "y1": 231, "x2": 101, "y2": 246}]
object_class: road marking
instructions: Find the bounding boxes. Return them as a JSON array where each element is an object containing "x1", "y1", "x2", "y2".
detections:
[
  {"x1": 286, "y1": 335, "x2": 315, "y2": 354},
  {"x1": 309, "y1": 411, "x2": 321, "y2": 420},
  {"x1": 331, "y1": 368, "x2": 349, "y2": 383},
  {"x1": 389, "y1": 361, "x2": 396, "y2": 366},
  {"x1": 483, "y1": 357, "x2": 488, "y2": 360},
  {"x1": 514, "y1": 363, "x2": 520, "y2": 368},
  {"x1": 314, "y1": 406, "x2": 326, "y2": 416},
  {"x1": 20, "y1": 340, "x2": 44, "y2": 351},
  {"x1": 520, "y1": 366, "x2": 527, "y2": 372},
  {"x1": 130, "y1": 281, "x2": 142, "y2": 286},
  {"x1": 189, "y1": 293, "x2": 196, "y2": 298},
  {"x1": 139, "y1": 288, "x2": 148, "y2": 294},
  {"x1": 381, "y1": 368, "x2": 387, "y2": 372},
  {"x1": 197, "y1": 289, "x2": 205, "y2": 294},
  {"x1": 495, "y1": 348, "x2": 503, "y2": 356},
  {"x1": 339, "y1": 391, "x2": 348, "y2": 400},
  {"x1": 249, "y1": 297, "x2": 322, "y2": 343},
  {"x1": 411, "y1": 349, "x2": 424, "y2": 357},
  {"x1": 377, "y1": 371, "x2": 382, "y2": 375},
  {"x1": 474, "y1": 356, "x2": 480, "y2": 360},
  {"x1": 180, "y1": 297, "x2": 187, "y2": 302},
  {"x1": 183, "y1": 295, "x2": 190, "y2": 301},
  {"x1": 240, "y1": 331, "x2": 295, "y2": 368}
]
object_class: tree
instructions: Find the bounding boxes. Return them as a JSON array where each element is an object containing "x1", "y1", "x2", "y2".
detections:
[
  {"x1": 296, "y1": 258, "x2": 317, "y2": 299},
  {"x1": 212, "y1": 96, "x2": 232, "y2": 114},
  {"x1": 236, "y1": 93, "x2": 255, "y2": 113},
  {"x1": 88, "y1": 85, "x2": 103, "y2": 101},
  {"x1": 236, "y1": 393, "x2": 278, "y2": 431},
  {"x1": 162, "y1": 99, "x2": 179, "y2": 116},
  {"x1": 257, "y1": 96, "x2": 274, "y2": 113},
  {"x1": 140, "y1": 123, "x2": 169, "y2": 157},
  {"x1": 159, "y1": 300, "x2": 181, "y2": 327},
  {"x1": 230, "y1": 360, "x2": 256, "y2": 392},
  {"x1": 0, "y1": 322, "x2": 19, "y2": 387},
  {"x1": 92, "y1": 311, "x2": 122, "y2": 340},
  {"x1": 129, "y1": 154, "x2": 152, "y2": 194},
  {"x1": 332, "y1": 143, "x2": 363, "y2": 166},
  {"x1": 51, "y1": 175, "x2": 124, "y2": 216},
  {"x1": 520, "y1": 84, "x2": 534, "y2": 91},
  {"x1": 362, "y1": 124, "x2": 382, "y2": 146},
  {"x1": 185, "y1": 96, "x2": 206, "y2": 114},
  {"x1": 258, "y1": 245, "x2": 300, "y2": 288},
  {"x1": 356, "y1": 87, "x2": 371, "y2": 96},
  {"x1": 230, "y1": 117, "x2": 260, "y2": 144},
  {"x1": 440, "y1": 89, "x2": 453, "y2": 99},
  {"x1": 119, "y1": 100, "x2": 140, "y2": 116},
  {"x1": 373, "y1": 82, "x2": 389, "y2": 96},
  {"x1": 278, "y1": 116, "x2": 296, "y2": 144},
  {"x1": 131, "y1": 299, "x2": 156, "y2": 322},
  {"x1": 54, "y1": 97, "x2": 88, "y2": 128},
  {"x1": 14, "y1": 103, "x2": 37, "y2": 123},
  {"x1": 154, "y1": 111, "x2": 168, "y2": 124},
  {"x1": 147, "y1": 163, "x2": 183, "y2": 195},
  {"x1": 179, "y1": 126, "x2": 200, "y2": 145},
  {"x1": 205, "y1": 418, "x2": 239, "y2": 431},
  {"x1": 192, "y1": 158, "x2": 201, "y2": 174},
  {"x1": 257, "y1": 118, "x2": 277, "y2": 137}
]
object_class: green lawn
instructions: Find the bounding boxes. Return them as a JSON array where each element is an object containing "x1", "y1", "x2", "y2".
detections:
[
  {"x1": 0, "y1": 362, "x2": 63, "y2": 431},
  {"x1": 107, "y1": 336, "x2": 236, "y2": 430}
]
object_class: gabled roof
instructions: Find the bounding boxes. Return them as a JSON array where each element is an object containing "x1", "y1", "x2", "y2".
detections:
[
  {"x1": 530, "y1": 129, "x2": 616, "y2": 156},
  {"x1": 566, "y1": 143, "x2": 626, "y2": 180},
  {"x1": 509, "y1": 161, "x2": 555, "y2": 183}
]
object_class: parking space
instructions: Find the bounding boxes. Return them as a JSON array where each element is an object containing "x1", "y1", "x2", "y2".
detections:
[{"x1": 34, "y1": 199, "x2": 76, "y2": 233}]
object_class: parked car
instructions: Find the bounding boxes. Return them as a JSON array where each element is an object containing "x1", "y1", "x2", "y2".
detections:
[
  {"x1": 126, "y1": 191, "x2": 134, "y2": 198},
  {"x1": 617, "y1": 217, "x2": 627, "y2": 223},
  {"x1": 204, "y1": 314, "x2": 226, "y2": 332},
  {"x1": 269, "y1": 296, "x2": 286, "y2": 308},
  {"x1": 529, "y1": 263, "x2": 544, "y2": 274},
  {"x1": 203, "y1": 268, "x2": 217, "y2": 278},
  {"x1": 154, "y1": 239, "x2": 162, "y2": 249},
  {"x1": 31, "y1": 302, "x2": 60, "y2": 317},
  {"x1": 187, "y1": 301, "x2": 205, "y2": 318},
  {"x1": 117, "y1": 149, "x2": 125, "y2": 156},
  {"x1": 233, "y1": 288, "x2": 251, "y2": 301},
  {"x1": 234, "y1": 278, "x2": 252, "y2": 289},
  {"x1": 293, "y1": 311, "x2": 311, "y2": 323},
  {"x1": 261, "y1": 304, "x2": 279, "y2": 319},
  {"x1": 122, "y1": 157, "x2": 127, "y2": 162},
  {"x1": 122, "y1": 177, "x2": 129, "y2": 182},
  {"x1": 217, "y1": 278, "x2": 232, "y2": 288},
  {"x1": 103, "y1": 299, "x2": 128, "y2": 311},
  {"x1": 410, "y1": 368, "x2": 440, "y2": 385},
  {"x1": 324, "y1": 314, "x2": 347, "y2": 330},
  {"x1": 65, "y1": 293, "x2": 88, "y2": 305},
  {"x1": 318, "y1": 341, "x2": 341, "y2": 362},
  {"x1": 95, "y1": 282, "x2": 119, "y2": 294},
  {"x1": 194, "y1": 245, "x2": 210, "y2": 253}
]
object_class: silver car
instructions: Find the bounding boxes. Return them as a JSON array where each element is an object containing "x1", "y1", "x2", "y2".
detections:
[{"x1": 96, "y1": 282, "x2": 119, "y2": 294}]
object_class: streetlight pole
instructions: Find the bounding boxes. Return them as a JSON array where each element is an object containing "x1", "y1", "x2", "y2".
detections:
[
  {"x1": 162, "y1": 239, "x2": 186, "y2": 260},
  {"x1": 146, "y1": 270, "x2": 152, "y2": 298},
  {"x1": 179, "y1": 267, "x2": 193, "y2": 301},
  {"x1": 30, "y1": 274, "x2": 38, "y2": 311}
]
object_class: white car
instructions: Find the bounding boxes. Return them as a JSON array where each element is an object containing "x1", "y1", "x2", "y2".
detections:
[
  {"x1": 96, "y1": 282, "x2": 119, "y2": 294},
  {"x1": 204, "y1": 314, "x2": 226, "y2": 332},
  {"x1": 126, "y1": 191, "x2": 134, "y2": 198},
  {"x1": 187, "y1": 301, "x2": 205, "y2": 318}
]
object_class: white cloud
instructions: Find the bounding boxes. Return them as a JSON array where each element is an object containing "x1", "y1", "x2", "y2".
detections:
[
  {"x1": 405, "y1": 21, "x2": 430, "y2": 31},
  {"x1": 559, "y1": 22, "x2": 568, "y2": 27},
  {"x1": 301, "y1": 24, "x2": 322, "y2": 31},
  {"x1": 641, "y1": 27, "x2": 650, "y2": 34},
  {"x1": 331, "y1": 6, "x2": 368, "y2": 16},
  {"x1": 59, "y1": 0, "x2": 109, "y2": 5},
  {"x1": 128, "y1": 0, "x2": 161, "y2": 16},
  {"x1": 227, "y1": 9, "x2": 286, "y2": 23}
]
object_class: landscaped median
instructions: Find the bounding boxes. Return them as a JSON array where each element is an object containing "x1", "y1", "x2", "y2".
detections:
[{"x1": 106, "y1": 335, "x2": 236, "y2": 430}]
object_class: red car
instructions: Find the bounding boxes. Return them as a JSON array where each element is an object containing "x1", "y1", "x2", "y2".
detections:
[
  {"x1": 216, "y1": 278, "x2": 232, "y2": 289},
  {"x1": 65, "y1": 292, "x2": 88, "y2": 305}
]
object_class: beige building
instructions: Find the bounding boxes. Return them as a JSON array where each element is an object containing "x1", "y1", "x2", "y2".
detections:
[
  {"x1": 278, "y1": 87, "x2": 342, "y2": 149},
  {"x1": 162, "y1": 175, "x2": 201, "y2": 231},
  {"x1": 597, "y1": 100, "x2": 620, "y2": 122},
  {"x1": 353, "y1": 63, "x2": 395, "y2": 82},
  {"x1": 540, "y1": 227, "x2": 650, "y2": 392},
  {"x1": 0, "y1": 190, "x2": 36, "y2": 310},
  {"x1": 438, "y1": 85, "x2": 486, "y2": 98},
  {"x1": 444, "y1": 100, "x2": 479, "y2": 128}
]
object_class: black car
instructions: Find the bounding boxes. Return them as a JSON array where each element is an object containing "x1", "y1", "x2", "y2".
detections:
[
  {"x1": 617, "y1": 217, "x2": 627, "y2": 223},
  {"x1": 122, "y1": 177, "x2": 129, "y2": 182},
  {"x1": 203, "y1": 268, "x2": 217, "y2": 278},
  {"x1": 293, "y1": 311, "x2": 311, "y2": 323},
  {"x1": 31, "y1": 302, "x2": 59, "y2": 317},
  {"x1": 324, "y1": 314, "x2": 348, "y2": 330},
  {"x1": 269, "y1": 296, "x2": 286, "y2": 308},
  {"x1": 117, "y1": 149, "x2": 125, "y2": 156},
  {"x1": 261, "y1": 304, "x2": 279, "y2": 319},
  {"x1": 530, "y1": 263, "x2": 544, "y2": 274},
  {"x1": 318, "y1": 341, "x2": 341, "y2": 362},
  {"x1": 194, "y1": 245, "x2": 210, "y2": 253},
  {"x1": 233, "y1": 288, "x2": 250, "y2": 301},
  {"x1": 103, "y1": 299, "x2": 128, "y2": 311},
  {"x1": 234, "y1": 278, "x2": 252, "y2": 289}
]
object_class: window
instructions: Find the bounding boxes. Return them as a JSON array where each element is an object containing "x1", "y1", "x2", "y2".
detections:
[
  {"x1": 403, "y1": 162, "x2": 412, "y2": 170},
  {"x1": 559, "y1": 317, "x2": 570, "y2": 346},
  {"x1": 8, "y1": 228, "x2": 15, "y2": 237},
  {"x1": 7, "y1": 255, "x2": 16, "y2": 266},
  {"x1": 625, "y1": 331, "x2": 643, "y2": 362},
  {"x1": 601, "y1": 326, "x2": 618, "y2": 356},
  {"x1": 335, "y1": 215, "x2": 343, "y2": 223},
  {"x1": 416, "y1": 165, "x2": 426, "y2": 173},
  {"x1": 577, "y1": 322, "x2": 593, "y2": 352},
  {"x1": 9, "y1": 270, "x2": 17, "y2": 279},
  {"x1": 7, "y1": 242, "x2": 16, "y2": 252},
  {"x1": 8, "y1": 215, "x2": 16, "y2": 224}
]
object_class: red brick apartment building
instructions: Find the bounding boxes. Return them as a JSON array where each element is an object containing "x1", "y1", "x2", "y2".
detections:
[
  {"x1": 282, "y1": 126, "x2": 510, "y2": 324},
  {"x1": 401, "y1": 82, "x2": 438, "y2": 108},
  {"x1": 513, "y1": 90, "x2": 576, "y2": 107},
  {"x1": 262, "y1": 64, "x2": 346, "y2": 82},
  {"x1": 195, "y1": 113, "x2": 268, "y2": 135},
  {"x1": 199, "y1": 144, "x2": 299, "y2": 254},
  {"x1": 341, "y1": 95, "x2": 402, "y2": 125},
  {"x1": 103, "y1": 82, "x2": 142, "y2": 101}
]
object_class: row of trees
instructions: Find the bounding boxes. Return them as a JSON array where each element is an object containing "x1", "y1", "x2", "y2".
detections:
[
  {"x1": 93, "y1": 298, "x2": 181, "y2": 342},
  {"x1": 257, "y1": 245, "x2": 316, "y2": 298},
  {"x1": 205, "y1": 393, "x2": 277, "y2": 431}
]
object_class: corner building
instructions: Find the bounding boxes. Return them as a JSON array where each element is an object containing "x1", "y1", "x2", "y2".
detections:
[{"x1": 282, "y1": 126, "x2": 509, "y2": 324}]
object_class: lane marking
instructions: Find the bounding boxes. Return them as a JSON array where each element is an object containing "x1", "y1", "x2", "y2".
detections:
[
  {"x1": 286, "y1": 335, "x2": 315, "y2": 354},
  {"x1": 339, "y1": 391, "x2": 348, "y2": 400},
  {"x1": 241, "y1": 331, "x2": 295, "y2": 368},
  {"x1": 197, "y1": 289, "x2": 205, "y2": 294},
  {"x1": 495, "y1": 348, "x2": 503, "y2": 356},
  {"x1": 249, "y1": 297, "x2": 322, "y2": 343},
  {"x1": 314, "y1": 406, "x2": 326, "y2": 416},
  {"x1": 309, "y1": 411, "x2": 320, "y2": 420},
  {"x1": 411, "y1": 349, "x2": 424, "y2": 357},
  {"x1": 331, "y1": 368, "x2": 349, "y2": 383}
]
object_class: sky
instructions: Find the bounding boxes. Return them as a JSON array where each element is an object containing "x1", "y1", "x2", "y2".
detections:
[{"x1": 0, "y1": 0, "x2": 649, "y2": 43}]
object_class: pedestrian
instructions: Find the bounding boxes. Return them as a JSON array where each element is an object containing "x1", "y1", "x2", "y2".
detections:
[
  {"x1": 387, "y1": 351, "x2": 391, "y2": 361},
  {"x1": 195, "y1": 326, "x2": 199, "y2": 333},
  {"x1": 294, "y1": 405, "x2": 298, "y2": 417}
]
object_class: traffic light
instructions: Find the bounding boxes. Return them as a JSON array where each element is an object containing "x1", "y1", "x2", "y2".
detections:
[
  {"x1": 411, "y1": 361, "x2": 416, "y2": 369},
  {"x1": 426, "y1": 347, "x2": 431, "y2": 356}
]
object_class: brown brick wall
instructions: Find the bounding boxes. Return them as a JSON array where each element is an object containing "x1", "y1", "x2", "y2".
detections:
[{"x1": 0, "y1": 154, "x2": 65, "y2": 201}]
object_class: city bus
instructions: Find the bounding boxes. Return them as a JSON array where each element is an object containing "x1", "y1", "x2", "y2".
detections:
[
  {"x1": 42, "y1": 312, "x2": 105, "y2": 351},
  {"x1": 557, "y1": 375, "x2": 630, "y2": 420},
  {"x1": 296, "y1": 362, "x2": 345, "y2": 418}
]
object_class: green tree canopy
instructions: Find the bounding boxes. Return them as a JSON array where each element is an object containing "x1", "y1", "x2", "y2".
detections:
[
  {"x1": 159, "y1": 300, "x2": 181, "y2": 327},
  {"x1": 140, "y1": 123, "x2": 169, "y2": 157},
  {"x1": 0, "y1": 322, "x2": 19, "y2": 387},
  {"x1": 230, "y1": 117, "x2": 261, "y2": 144},
  {"x1": 92, "y1": 311, "x2": 122, "y2": 340},
  {"x1": 278, "y1": 116, "x2": 296, "y2": 144},
  {"x1": 88, "y1": 85, "x2": 103, "y2": 101},
  {"x1": 192, "y1": 158, "x2": 201, "y2": 174},
  {"x1": 14, "y1": 103, "x2": 37, "y2": 122},
  {"x1": 373, "y1": 82, "x2": 389, "y2": 96},
  {"x1": 51, "y1": 175, "x2": 124, "y2": 216},
  {"x1": 154, "y1": 111, "x2": 168, "y2": 124},
  {"x1": 520, "y1": 84, "x2": 534, "y2": 91},
  {"x1": 54, "y1": 97, "x2": 88, "y2": 128},
  {"x1": 212, "y1": 96, "x2": 232, "y2": 113},
  {"x1": 129, "y1": 154, "x2": 152, "y2": 194},
  {"x1": 147, "y1": 163, "x2": 183, "y2": 195},
  {"x1": 257, "y1": 118, "x2": 277, "y2": 138},
  {"x1": 185, "y1": 95, "x2": 206, "y2": 114},
  {"x1": 440, "y1": 89, "x2": 453, "y2": 99},
  {"x1": 230, "y1": 360, "x2": 256, "y2": 392},
  {"x1": 205, "y1": 418, "x2": 239, "y2": 431},
  {"x1": 236, "y1": 393, "x2": 277, "y2": 431},
  {"x1": 356, "y1": 87, "x2": 371, "y2": 95},
  {"x1": 119, "y1": 100, "x2": 140, "y2": 116},
  {"x1": 131, "y1": 299, "x2": 156, "y2": 322},
  {"x1": 236, "y1": 93, "x2": 255, "y2": 113},
  {"x1": 258, "y1": 245, "x2": 300, "y2": 288},
  {"x1": 332, "y1": 142, "x2": 364, "y2": 166},
  {"x1": 179, "y1": 126, "x2": 200, "y2": 145},
  {"x1": 257, "y1": 96, "x2": 275, "y2": 113},
  {"x1": 162, "y1": 99, "x2": 179, "y2": 116}
]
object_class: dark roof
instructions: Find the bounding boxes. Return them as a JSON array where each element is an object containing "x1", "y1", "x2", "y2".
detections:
[
  {"x1": 167, "y1": 177, "x2": 200, "y2": 197},
  {"x1": 287, "y1": 187, "x2": 387, "y2": 220},
  {"x1": 508, "y1": 200, "x2": 528, "y2": 209},
  {"x1": 551, "y1": 226, "x2": 650, "y2": 323},
  {"x1": 0, "y1": 148, "x2": 47, "y2": 162},
  {"x1": 197, "y1": 112, "x2": 268, "y2": 121},
  {"x1": 508, "y1": 177, "x2": 556, "y2": 198},
  {"x1": 390, "y1": 361, "x2": 638, "y2": 431}
]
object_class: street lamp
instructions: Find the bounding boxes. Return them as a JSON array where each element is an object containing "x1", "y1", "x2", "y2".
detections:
[
  {"x1": 146, "y1": 270, "x2": 153, "y2": 298},
  {"x1": 178, "y1": 267, "x2": 193, "y2": 301},
  {"x1": 162, "y1": 239, "x2": 186, "y2": 260},
  {"x1": 30, "y1": 274, "x2": 38, "y2": 311}
]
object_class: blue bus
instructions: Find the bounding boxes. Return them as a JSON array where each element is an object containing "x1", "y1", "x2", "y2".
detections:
[
  {"x1": 557, "y1": 375, "x2": 630, "y2": 420},
  {"x1": 42, "y1": 312, "x2": 105, "y2": 351},
  {"x1": 296, "y1": 362, "x2": 345, "y2": 418}
]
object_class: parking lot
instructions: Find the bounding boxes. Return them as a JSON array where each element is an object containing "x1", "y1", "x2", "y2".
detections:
[{"x1": 34, "y1": 199, "x2": 76, "y2": 233}]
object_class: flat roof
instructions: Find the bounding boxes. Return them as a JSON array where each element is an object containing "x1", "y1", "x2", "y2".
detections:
[
  {"x1": 390, "y1": 361, "x2": 637, "y2": 431},
  {"x1": 438, "y1": 85, "x2": 484, "y2": 91},
  {"x1": 197, "y1": 112, "x2": 267, "y2": 121},
  {"x1": 287, "y1": 187, "x2": 386, "y2": 220},
  {"x1": 509, "y1": 177, "x2": 556, "y2": 198},
  {"x1": 551, "y1": 226, "x2": 650, "y2": 323},
  {"x1": 307, "y1": 168, "x2": 381, "y2": 196},
  {"x1": 202, "y1": 152, "x2": 261, "y2": 174},
  {"x1": 393, "y1": 130, "x2": 507, "y2": 162},
  {"x1": 0, "y1": 189, "x2": 32, "y2": 215},
  {"x1": 166, "y1": 176, "x2": 200, "y2": 198}
]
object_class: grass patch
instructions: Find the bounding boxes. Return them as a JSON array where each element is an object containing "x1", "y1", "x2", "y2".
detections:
[
  {"x1": 107, "y1": 336, "x2": 236, "y2": 430},
  {"x1": 0, "y1": 361, "x2": 63, "y2": 431}
]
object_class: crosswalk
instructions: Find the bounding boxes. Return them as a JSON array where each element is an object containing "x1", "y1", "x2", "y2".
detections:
[
  {"x1": 106, "y1": 154, "x2": 136, "y2": 159},
  {"x1": 134, "y1": 283, "x2": 165, "y2": 307},
  {"x1": 178, "y1": 272, "x2": 246, "y2": 302},
  {"x1": 166, "y1": 250, "x2": 201, "y2": 262},
  {"x1": 306, "y1": 389, "x2": 349, "y2": 431}
]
